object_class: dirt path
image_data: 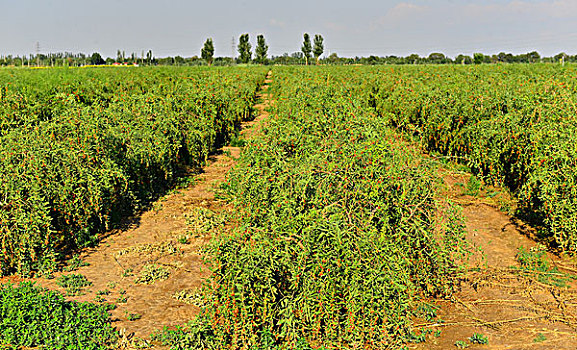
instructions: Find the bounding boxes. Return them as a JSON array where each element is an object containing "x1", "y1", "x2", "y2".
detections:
[
  {"x1": 413, "y1": 168, "x2": 577, "y2": 349},
  {"x1": 3, "y1": 71, "x2": 273, "y2": 345}
]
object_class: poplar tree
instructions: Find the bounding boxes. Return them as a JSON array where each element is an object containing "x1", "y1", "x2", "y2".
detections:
[
  {"x1": 313, "y1": 34, "x2": 324, "y2": 64},
  {"x1": 301, "y1": 33, "x2": 312, "y2": 65},
  {"x1": 201, "y1": 38, "x2": 215, "y2": 65},
  {"x1": 255, "y1": 35, "x2": 269, "y2": 64},
  {"x1": 238, "y1": 34, "x2": 252, "y2": 64}
]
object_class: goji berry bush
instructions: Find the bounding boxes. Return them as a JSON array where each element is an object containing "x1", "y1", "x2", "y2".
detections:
[
  {"x1": 177, "y1": 67, "x2": 470, "y2": 349},
  {"x1": 0, "y1": 67, "x2": 266, "y2": 275}
]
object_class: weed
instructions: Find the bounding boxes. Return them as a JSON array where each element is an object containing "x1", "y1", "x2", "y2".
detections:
[
  {"x1": 134, "y1": 264, "x2": 170, "y2": 285},
  {"x1": 56, "y1": 274, "x2": 92, "y2": 296},
  {"x1": 454, "y1": 340, "x2": 469, "y2": 348},
  {"x1": 116, "y1": 241, "x2": 178, "y2": 258},
  {"x1": 468, "y1": 333, "x2": 488, "y2": 344},
  {"x1": 407, "y1": 329, "x2": 431, "y2": 343},
  {"x1": 63, "y1": 254, "x2": 89, "y2": 272},
  {"x1": 464, "y1": 175, "x2": 482, "y2": 196},
  {"x1": 174, "y1": 176, "x2": 195, "y2": 190},
  {"x1": 173, "y1": 289, "x2": 204, "y2": 307},
  {"x1": 126, "y1": 312, "x2": 142, "y2": 321},
  {"x1": 515, "y1": 245, "x2": 575, "y2": 287},
  {"x1": 415, "y1": 302, "x2": 440, "y2": 322},
  {"x1": 152, "y1": 202, "x2": 163, "y2": 212},
  {"x1": 184, "y1": 207, "x2": 226, "y2": 236},
  {"x1": 0, "y1": 282, "x2": 116, "y2": 349},
  {"x1": 96, "y1": 289, "x2": 110, "y2": 295},
  {"x1": 229, "y1": 134, "x2": 247, "y2": 147},
  {"x1": 533, "y1": 333, "x2": 546, "y2": 343}
]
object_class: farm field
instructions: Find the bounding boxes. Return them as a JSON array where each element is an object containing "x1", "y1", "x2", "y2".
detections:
[{"x1": 2, "y1": 65, "x2": 577, "y2": 349}]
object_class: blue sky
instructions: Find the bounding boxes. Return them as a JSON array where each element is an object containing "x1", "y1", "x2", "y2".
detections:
[{"x1": 1, "y1": 0, "x2": 576, "y2": 58}]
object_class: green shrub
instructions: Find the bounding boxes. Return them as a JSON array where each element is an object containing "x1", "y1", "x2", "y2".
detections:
[{"x1": 0, "y1": 282, "x2": 116, "y2": 349}]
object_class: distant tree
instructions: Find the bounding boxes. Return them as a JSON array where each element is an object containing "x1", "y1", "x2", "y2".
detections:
[
  {"x1": 301, "y1": 33, "x2": 312, "y2": 65},
  {"x1": 406, "y1": 54, "x2": 420, "y2": 64},
  {"x1": 327, "y1": 52, "x2": 339, "y2": 64},
  {"x1": 456, "y1": 54, "x2": 473, "y2": 65},
  {"x1": 427, "y1": 52, "x2": 446, "y2": 64},
  {"x1": 554, "y1": 52, "x2": 568, "y2": 64},
  {"x1": 237, "y1": 34, "x2": 252, "y2": 64},
  {"x1": 473, "y1": 53, "x2": 485, "y2": 64},
  {"x1": 201, "y1": 38, "x2": 215, "y2": 65},
  {"x1": 89, "y1": 52, "x2": 105, "y2": 65},
  {"x1": 175, "y1": 56, "x2": 185, "y2": 66},
  {"x1": 146, "y1": 50, "x2": 153, "y2": 65},
  {"x1": 255, "y1": 34, "x2": 269, "y2": 64},
  {"x1": 527, "y1": 51, "x2": 541, "y2": 63},
  {"x1": 313, "y1": 34, "x2": 324, "y2": 64}
]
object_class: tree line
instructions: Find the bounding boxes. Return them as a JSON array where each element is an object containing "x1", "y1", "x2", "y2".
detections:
[{"x1": 1, "y1": 34, "x2": 576, "y2": 67}]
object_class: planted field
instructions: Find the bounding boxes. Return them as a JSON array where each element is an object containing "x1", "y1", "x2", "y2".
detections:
[
  {"x1": 0, "y1": 66, "x2": 266, "y2": 276},
  {"x1": 2, "y1": 65, "x2": 577, "y2": 349}
]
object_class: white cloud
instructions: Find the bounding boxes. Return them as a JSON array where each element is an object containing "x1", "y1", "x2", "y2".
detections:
[
  {"x1": 369, "y1": 2, "x2": 429, "y2": 30},
  {"x1": 268, "y1": 18, "x2": 286, "y2": 28}
]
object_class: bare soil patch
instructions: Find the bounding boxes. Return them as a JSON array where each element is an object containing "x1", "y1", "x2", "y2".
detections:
[{"x1": 413, "y1": 169, "x2": 577, "y2": 349}]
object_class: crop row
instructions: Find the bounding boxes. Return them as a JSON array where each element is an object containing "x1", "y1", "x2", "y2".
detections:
[
  {"x1": 174, "y1": 68, "x2": 470, "y2": 349},
  {"x1": 0, "y1": 67, "x2": 266, "y2": 275},
  {"x1": 366, "y1": 64, "x2": 577, "y2": 251}
]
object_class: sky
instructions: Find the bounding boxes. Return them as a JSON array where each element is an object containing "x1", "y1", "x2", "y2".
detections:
[{"x1": 1, "y1": 0, "x2": 576, "y2": 59}]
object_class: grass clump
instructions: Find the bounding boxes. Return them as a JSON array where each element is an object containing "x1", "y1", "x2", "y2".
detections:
[
  {"x1": 63, "y1": 254, "x2": 89, "y2": 272},
  {"x1": 515, "y1": 245, "x2": 575, "y2": 287},
  {"x1": 0, "y1": 282, "x2": 116, "y2": 349},
  {"x1": 56, "y1": 273, "x2": 92, "y2": 296},
  {"x1": 134, "y1": 264, "x2": 170, "y2": 285}
]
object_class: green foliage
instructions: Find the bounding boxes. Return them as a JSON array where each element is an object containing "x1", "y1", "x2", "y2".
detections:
[
  {"x1": 238, "y1": 34, "x2": 252, "y2": 64},
  {"x1": 464, "y1": 175, "x2": 482, "y2": 196},
  {"x1": 170, "y1": 67, "x2": 471, "y2": 349},
  {"x1": 134, "y1": 264, "x2": 170, "y2": 285},
  {"x1": 468, "y1": 333, "x2": 488, "y2": 344},
  {"x1": 90, "y1": 52, "x2": 105, "y2": 65},
  {"x1": 126, "y1": 312, "x2": 142, "y2": 321},
  {"x1": 515, "y1": 245, "x2": 575, "y2": 287},
  {"x1": 301, "y1": 33, "x2": 312, "y2": 65},
  {"x1": 455, "y1": 340, "x2": 469, "y2": 348},
  {"x1": 56, "y1": 273, "x2": 92, "y2": 296},
  {"x1": 229, "y1": 133, "x2": 247, "y2": 147},
  {"x1": 0, "y1": 282, "x2": 116, "y2": 349},
  {"x1": 255, "y1": 34, "x2": 269, "y2": 65},
  {"x1": 369, "y1": 64, "x2": 577, "y2": 252},
  {"x1": 415, "y1": 302, "x2": 440, "y2": 322},
  {"x1": 534, "y1": 332, "x2": 547, "y2": 342},
  {"x1": 473, "y1": 53, "x2": 485, "y2": 64},
  {"x1": 313, "y1": 34, "x2": 324, "y2": 63},
  {"x1": 0, "y1": 66, "x2": 266, "y2": 276},
  {"x1": 64, "y1": 254, "x2": 89, "y2": 271},
  {"x1": 201, "y1": 38, "x2": 214, "y2": 66}
]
